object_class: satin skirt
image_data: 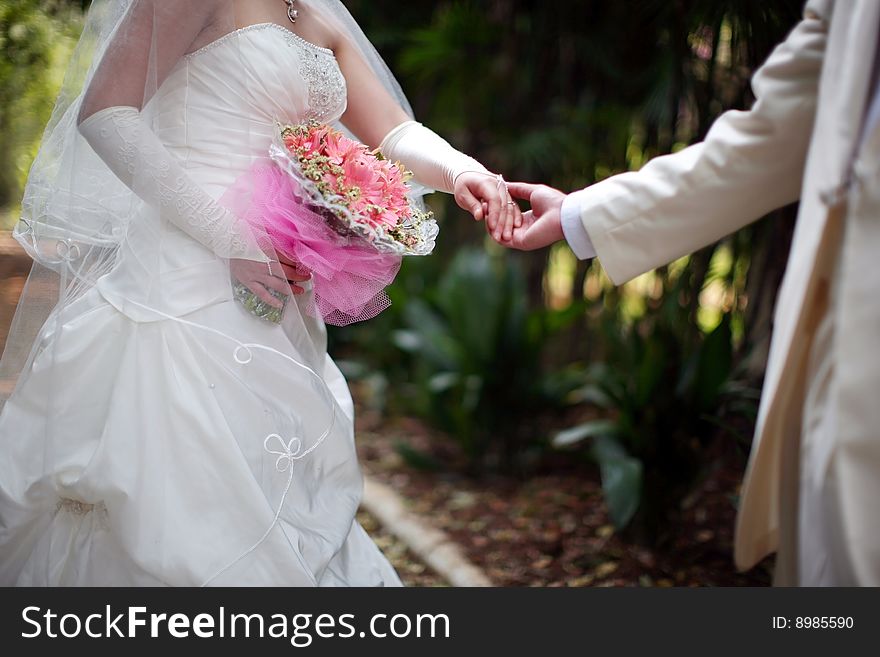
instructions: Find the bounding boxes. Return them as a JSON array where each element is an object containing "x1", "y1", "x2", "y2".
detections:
[{"x1": 0, "y1": 262, "x2": 402, "y2": 587}]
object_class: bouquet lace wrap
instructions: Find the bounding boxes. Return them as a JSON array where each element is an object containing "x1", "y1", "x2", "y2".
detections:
[{"x1": 223, "y1": 122, "x2": 438, "y2": 326}]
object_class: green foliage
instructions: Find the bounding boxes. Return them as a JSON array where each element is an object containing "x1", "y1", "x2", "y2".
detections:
[
  {"x1": 391, "y1": 248, "x2": 578, "y2": 470},
  {"x1": 553, "y1": 281, "x2": 759, "y2": 537},
  {"x1": 0, "y1": 0, "x2": 82, "y2": 218}
]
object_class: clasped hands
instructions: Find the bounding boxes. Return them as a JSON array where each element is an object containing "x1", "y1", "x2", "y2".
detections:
[
  {"x1": 452, "y1": 173, "x2": 564, "y2": 251},
  {"x1": 233, "y1": 175, "x2": 563, "y2": 305}
]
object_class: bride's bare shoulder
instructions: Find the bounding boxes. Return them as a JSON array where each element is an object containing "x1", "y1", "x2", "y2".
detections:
[
  {"x1": 151, "y1": 0, "x2": 221, "y2": 22},
  {"x1": 134, "y1": 0, "x2": 221, "y2": 45},
  {"x1": 301, "y1": 1, "x2": 349, "y2": 52}
]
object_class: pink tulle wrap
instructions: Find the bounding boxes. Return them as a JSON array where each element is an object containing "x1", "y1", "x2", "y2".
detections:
[{"x1": 223, "y1": 163, "x2": 402, "y2": 326}]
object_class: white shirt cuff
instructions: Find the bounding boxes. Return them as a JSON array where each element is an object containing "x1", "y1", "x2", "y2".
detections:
[{"x1": 561, "y1": 193, "x2": 597, "y2": 260}]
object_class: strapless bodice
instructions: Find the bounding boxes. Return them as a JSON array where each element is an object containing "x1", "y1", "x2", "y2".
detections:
[
  {"x1": 151, "y1": 22, "x2": 348, "y2": 197},
  {"x1": 97, "y1": 23, "x2": 349, "y2": 322}
]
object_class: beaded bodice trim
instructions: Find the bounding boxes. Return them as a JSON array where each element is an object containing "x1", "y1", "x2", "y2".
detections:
[{"x1": 185, "y1": 23, "x2": 347, "y2": 121}]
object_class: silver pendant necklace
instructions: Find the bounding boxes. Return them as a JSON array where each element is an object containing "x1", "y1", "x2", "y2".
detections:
[{"x1": 284, "y1": 0, "x2": 298, "y2": 24}]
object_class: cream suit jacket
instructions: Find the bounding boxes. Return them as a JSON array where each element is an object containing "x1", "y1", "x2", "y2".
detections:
[{"x1": 567, "y1": 0, "x2": 880, "y2": 580}]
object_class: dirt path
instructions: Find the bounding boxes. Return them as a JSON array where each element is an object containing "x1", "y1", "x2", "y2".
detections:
[{"x1": 0, "y1": 234, "x2": 27, "y2": 357}]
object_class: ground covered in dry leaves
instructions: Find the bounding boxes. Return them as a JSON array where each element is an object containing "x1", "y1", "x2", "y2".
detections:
[
  {"x1": 354, "y1": 386, "x2": 773, "y2": 588},
  {"x1": 357, "y1": 510, "x2": 447, "y2": 586}
]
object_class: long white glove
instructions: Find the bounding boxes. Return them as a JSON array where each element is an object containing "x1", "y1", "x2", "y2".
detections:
[
  {"x1": 78, "y1": 105, "x2": 269, "y2": 263},
  {"x1": 379, "y1": 120, "x2": 491, "y2": 193}
]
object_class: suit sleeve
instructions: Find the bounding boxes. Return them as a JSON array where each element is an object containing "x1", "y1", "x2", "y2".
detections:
[{"x1": 570, "y1": 1, "x2": 829, "y2": 284}]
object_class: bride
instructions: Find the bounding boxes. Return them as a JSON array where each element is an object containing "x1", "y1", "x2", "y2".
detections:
[{"x1": 0, "y1": 0, "x2": 520, "y2": 586}]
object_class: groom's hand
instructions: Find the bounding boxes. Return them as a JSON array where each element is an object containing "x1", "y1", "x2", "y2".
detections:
[{"x1": 505, "y1": 182, "x2": 566, "y2": 250}]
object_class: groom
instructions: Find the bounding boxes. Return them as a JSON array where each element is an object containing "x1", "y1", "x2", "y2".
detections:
[{"x1": 506, "y1": 0, "x2": 880, "y2": 586}]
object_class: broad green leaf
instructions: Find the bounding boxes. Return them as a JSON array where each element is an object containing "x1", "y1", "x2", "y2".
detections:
[
  {"x1": 566, "y1": 383, "x2": 612, "y2": 407},
  {"x1": 695, "y1": 314, "x2": 733, "y2": 408},
  {"x1": 391, "y1": 329, "x2": 421, "y2": 353},
  {"x1": 636, "y1": 337, "x2": 667, "y2": 405},
  {"x1": 552, "y1": 419, "x2": 618, "y2": 448},
  {"x1": 402, "y1": 299, "x2": 460, "y2": 369},
  {"x1": 592, "y1": 435, "x2": 643, "y2": 529},
  {"x1": 428, "y1": 371, "x2": 460, "y2": 393}
]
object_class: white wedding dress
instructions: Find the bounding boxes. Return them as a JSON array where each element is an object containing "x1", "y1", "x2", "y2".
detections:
[{"x1": 0, "y1": 23, "x2": 402, "y2": 586}]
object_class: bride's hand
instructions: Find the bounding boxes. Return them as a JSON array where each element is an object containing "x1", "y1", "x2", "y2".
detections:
[
  {"x1": 276, "y1": 253, "x2": 312, "y2": 290},
  {"x1": 454, "y1": 172, "x2": 522, "y2": 243},
  {"x1": 230, "y1": 258, "x2": 312, "y2": 309}
]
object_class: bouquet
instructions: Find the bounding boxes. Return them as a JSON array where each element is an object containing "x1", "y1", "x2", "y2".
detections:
[{"x1": 224, "y1": 120, "x2": 438, "y2": 325}]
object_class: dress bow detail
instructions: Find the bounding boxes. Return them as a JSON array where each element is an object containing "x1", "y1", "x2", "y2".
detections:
[{"x1": 264, "y1": 433, "x2": 304, "y2": 472}]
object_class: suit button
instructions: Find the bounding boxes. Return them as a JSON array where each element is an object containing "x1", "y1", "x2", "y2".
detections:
[
  {"x1": 819, "y1": 187, "x2": 842, "y2": 206},
  {"x1": 819, "y1": 180, "x2": 851, "y2": 207}
]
